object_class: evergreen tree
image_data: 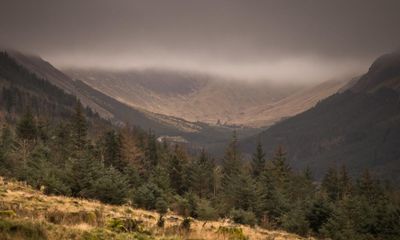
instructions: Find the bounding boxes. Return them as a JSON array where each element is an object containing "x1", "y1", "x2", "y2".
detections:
[
  {"x1": 0, "y1": 125, "x2": 14, "y2": 174},
  {"x1": 321, "y1": 204, "x2": 359, "y2": 240},
  {"x1": 270, "y1": 145, "x2": 291, "y2": 184},
  {"x1": 70, "y1": 103, "x2": 88, "y2": 152},
  {"x1": 133, "y1": 181, "x2": 166, "y2": 210},
  {"x1": 220, "y1": 131, "x2": 242, "y2": 211},
  {"x1": 303, "y1": 166, "x2": 314, "y2": 182},
  {"x1": 259, "y1": 166, "x2": 289, "y2": 226},
  {"x1": 68, "y1": 147, "x2": 100, "y2": 196},
  {"x1": 169, "y1": 145, "x2": 186, "y2": 195},
  {"x1": 1, "y1": 124, "x2": 14, "y2": 150},
  {"x1": 234, "y1": 171, "x2": 258, "y2": 211},
  {"x1": 356, "y1": 169, "x2": 382, "y2": 204},
  {"x1": 251, "y1": 139, "x2": 266, "y2": 178},
  {"x1": 258, "y1": 146, "x2": 293, "y2": 226},
  {"x1": 83, "y1": 166, "x2": 129, "y2": 204},
  {"x1": 281, "y1": 202, "x2": 310, "y2": 236},
  {"x1": 322, "y1": 167, "x2": 340, "y2": 202},
  {"x1": 306, "y1": 196, "x2": 333, "y2": 233},
  {"x1": 16, "y1": 110, "x2": 37, "y2": 140},
  {"x1": 143, "y1": 129, "x2": 158, "y2": 175},
  {"x1": 52, "y1": 123, "x2": 72, "y2": 166},
  {"x1": 338, "y1": 165, "x2": 352, "y2": 200},
  {"x1": 189, "y1": 149, "x2": 215, "y2": 198},
  {"x1": 103, "y1": 130, "x2": 125, "y2": 171}
]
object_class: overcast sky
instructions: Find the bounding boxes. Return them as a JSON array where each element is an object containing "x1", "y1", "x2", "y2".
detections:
[{"x1": 1, "y1": 0, "x2": 400, "y2": 83}]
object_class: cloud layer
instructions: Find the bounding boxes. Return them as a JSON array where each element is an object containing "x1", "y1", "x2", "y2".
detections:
[{"x1": 1, "y1": 0, "x2": 399, "y2": 83}]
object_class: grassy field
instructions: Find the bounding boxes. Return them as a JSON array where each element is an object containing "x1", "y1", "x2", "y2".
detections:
[{"x1": 0, "y1": 177, "x2": 311, "y2": 240}]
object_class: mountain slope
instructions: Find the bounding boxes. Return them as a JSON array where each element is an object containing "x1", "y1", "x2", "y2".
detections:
[
  {"x1": 2, "y1": 50, "x2": 256, "y2": 149},
  {"x1": 242, "y1": 51, "x2": 400, "y2": 182},
  {"x1": 0, "y1": 51, "x2": 95, "y2": 121},
  {"x1": 232, "y1": 79, "x2": 351, "y2": 126},
  {"x1": 6, "y1": 50, "x2": 200, "y2": 134},
  {"x1": 66, "y1": 68, "x2": 349, "y2": 127},
  {"x1": 7, "y1": 50, "x2": 113, "y2": 119}
]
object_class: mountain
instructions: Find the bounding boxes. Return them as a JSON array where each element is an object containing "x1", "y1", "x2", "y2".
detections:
[
  {"x1": 2, "y1": 50, "x2": 258, "y2": 149},
  {"x1": 66, "y1": 69, "x2": 349, "y2": 127},
  {"x1": 242, "y1": 51, "x2": 400, "y2": 182},
  {"x1": 232, "y1": 79, "x2": 351, "y2": 126},
  {"x1": 0, "y1": 51, "x2": 100, "y2": 122},
  {"x1": 65, "y1": 68, "x2": 295, "y2": 126},
  {"x1": 7, "y1": 50, "x2": 113, "y2": 119}
]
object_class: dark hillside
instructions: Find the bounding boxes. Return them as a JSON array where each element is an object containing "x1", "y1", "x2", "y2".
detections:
[{"x1": 242, "y1": 51, "x2": 400, "y2": 182}]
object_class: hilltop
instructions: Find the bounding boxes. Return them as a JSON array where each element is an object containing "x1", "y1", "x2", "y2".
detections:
[{"x1": 0, "y1": 177, "x2": 307, "y2": 240}]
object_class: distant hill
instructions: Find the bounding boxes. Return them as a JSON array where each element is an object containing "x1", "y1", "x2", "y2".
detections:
[
  {"x1": 65, "y1": 68, "x2": 348, "y2": 127},
  {"x1": 242, "y1": 51, "x2": 400, "y2": 182}
]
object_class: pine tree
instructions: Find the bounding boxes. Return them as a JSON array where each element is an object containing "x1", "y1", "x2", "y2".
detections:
[
  {"x1": 84, "y1": 166, "x2": 129, "y2": 204},
  {"x1": 306, "y1": 196, "x2": 333, "y2": 233},
  {"x1": 103, "y1": 130, "x2": 125, "y2": 171},
  {"x1": 1, "y1": 124, "x2": 14, "y2": 151},
  {"x1": 356, "y1": 169, "x2": 382, "y2": 204},
  {"x1": 259, "y1": 166, "x2": 289, "y2": 226},
  {"x1": 189, "y1": 149, "x2": 215, "y2": 198},
  {"x1": 338, "y1": 165, "x2": 351, "y2": 200},
  {"x1": 270, "y1": 145, "x2": 291, "y2": 185},
  {"x1": 70, "y1": 103, "x2": 88, "y2": 152},
  {"x1": 251, "y1": 139, "x2": 266, "y2": 178},
  {"x1": 52, "y1": 123, "x2": 72, "y2": 166},
  {"x1": 16, "y1": 110, "x2": 37, "y2": 141},
  {"x1": 0, "y1": 125, "x2": 14, "y2": 175},
  {"x1": 320, "y1": 204, "x2": 359, "y2": 240},
  {"x1": 169, "y1": 145, "x2": 186, "y2": 195},
  {"x1": 303, "y1": 166, "x2": 314, "y2": 182},
  {"x1": 143, "y1": 129, "x2": 158, "y2": 175},
  {"x1": 322, "y1": 167, "x2": 340, "y2": 202},
  {"x1": 258, "y1": 145, "x2": 293, "y2": 226},
  {"x1": 221, "y1": 131, "x2": 241, "y2": 186},
  {"x1": 234, "y1": 171, "x2": 258, "y2": 211},
  {"x1": 220, "y1": 131, "x2": 242, "y2": 210}
]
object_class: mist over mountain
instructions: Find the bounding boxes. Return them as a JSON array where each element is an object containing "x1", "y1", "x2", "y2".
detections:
[
  {"x1": 1, "y1": 1, "x2": 400, "y2": 239},
  {"x1": 65, "y1": 68, "x2": 349, "y2": 127},
  {"x1": 242, "y1": 50, "x2": 400, "y2": 183}
]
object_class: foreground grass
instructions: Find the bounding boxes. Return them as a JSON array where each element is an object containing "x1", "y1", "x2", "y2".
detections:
[{"x1": 0, "y1": 177, "x2": 310, "y2": 240}]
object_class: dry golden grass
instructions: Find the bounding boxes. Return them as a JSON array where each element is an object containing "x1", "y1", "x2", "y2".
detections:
[{"x1": 0, "y1": 177, "x2": 313, "y2": 240}]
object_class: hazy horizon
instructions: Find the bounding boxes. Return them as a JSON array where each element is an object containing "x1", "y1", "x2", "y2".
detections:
[{"x1": 1, "y1": 0, "x2": 400, "y2": 83}]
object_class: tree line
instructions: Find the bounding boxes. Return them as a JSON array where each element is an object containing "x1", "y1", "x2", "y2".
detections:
[{"x1": 0, "y1": 105, "x2": 399, "y2": 240}]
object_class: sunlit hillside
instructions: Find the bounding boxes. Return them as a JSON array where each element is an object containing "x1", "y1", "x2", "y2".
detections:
[{"x1": 0, "y1": 177, "x2": 309, "y2": 240}]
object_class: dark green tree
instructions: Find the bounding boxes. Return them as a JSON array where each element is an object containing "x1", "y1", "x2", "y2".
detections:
[
  {"x1": 189, "y1": 149, "x2": 215, "y2": 198},
  {"x1": 16, "y1": 110, "x2": 37, "y2": 141},
  {"x1": 338, "y1": 165, "x2": 352, "y2": 200},
  {"x1": 169, "y1": 145, "x2": 186, "y2": 195},
  {"x1": 143, "y1": 130, "x2": 158, "y2": 175},
  {"x1": 70, "y1": 103, "x2": 88, "y2": 152},
  {"x1": 103, "y1": 130, "x2": 125, "y2": 171},
  {"x1": 251, "y1": 139, "x2": 266, "y2": 178},
  {"x1": 83, "y1": 166, "x2": 129, "y2": 204},
  {"x1": 270, "y1": 145, "x2": 291, "y2": 184},
  {"x1": 322, "y1": 167, "x2": 340, "y2": 202},
  {"x1": 220, "y1": 131, "x2": 242, "y2": 211}
]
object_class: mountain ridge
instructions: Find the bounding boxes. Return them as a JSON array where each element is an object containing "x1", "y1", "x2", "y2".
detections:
[{"x1": 241, "y1": 50, "x2": 400, "y2": 182}]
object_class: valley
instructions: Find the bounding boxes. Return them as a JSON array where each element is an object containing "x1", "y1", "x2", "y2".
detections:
[
  {"x1": 1, "y1": 1, "x2": 400, "y2": 240},
  {"x1": 65, "y1": 68, "x2": 348, "y2": 128}
]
